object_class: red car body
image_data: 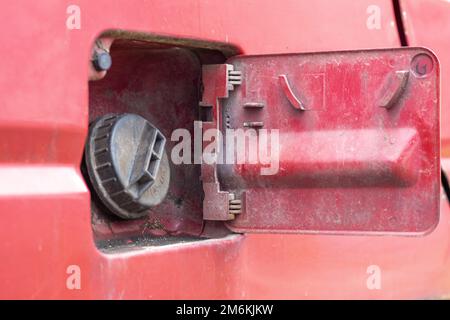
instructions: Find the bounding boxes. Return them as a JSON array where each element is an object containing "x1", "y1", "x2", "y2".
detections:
[{"x1": 0, "y1": 0, "x2": 450, "y2": 299}]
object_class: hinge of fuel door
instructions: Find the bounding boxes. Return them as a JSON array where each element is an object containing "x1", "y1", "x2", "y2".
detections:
[
  {"x1": 199, "y1": 64, "x2": 242, "y2": 221},
  {"x1": 200, "y1": 48, "x2": 440, "y2": 235}
]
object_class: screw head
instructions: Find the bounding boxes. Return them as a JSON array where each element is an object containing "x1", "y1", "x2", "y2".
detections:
[
  {"x1": 411, "y1": 53, "x2": 433, "y2": 77},
  {"x1": 93, "y1": 51, "x2": 112, "y2": 72}
]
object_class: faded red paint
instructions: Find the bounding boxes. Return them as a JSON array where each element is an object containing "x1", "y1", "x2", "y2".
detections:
[
  {"x1": 219, "y1": 48, "x2": 440, "y2": 234},
  {"x1": 0, "y1": 0, "x2": 449, "y2": 299},
  {"x1": 400, "y1": 0, "x2": 450, "y2": 156}
]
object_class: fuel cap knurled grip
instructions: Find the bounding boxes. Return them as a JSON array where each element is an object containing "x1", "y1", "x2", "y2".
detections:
[{"x1": 85, "y1": 113, "x2": 170, "y2": 219}]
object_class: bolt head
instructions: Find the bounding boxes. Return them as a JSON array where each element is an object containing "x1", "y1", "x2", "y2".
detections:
[{"x1": 93, "y1": 52, "x2": 112, "y2": 72}]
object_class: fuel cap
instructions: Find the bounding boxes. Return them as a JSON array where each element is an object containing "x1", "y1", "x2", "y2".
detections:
[{"x1": 85, "y1": 113, "x2": 170, "y2": 219}]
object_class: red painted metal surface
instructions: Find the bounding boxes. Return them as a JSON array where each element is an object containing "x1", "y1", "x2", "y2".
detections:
[
  {"x1": 217, "y1": 48, "x2": 440, "y2": 233},
  {"x1": 0, "y1": 0, "x2": 449, "y2": 299},
  {"x1": 400, "y1": 0, "x2": 450, "y2": 157}
]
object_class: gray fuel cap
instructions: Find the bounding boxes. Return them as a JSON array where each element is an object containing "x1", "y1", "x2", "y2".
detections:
[{"x1": 85, "y1": 113, "x2": 170, "y2": 219}]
